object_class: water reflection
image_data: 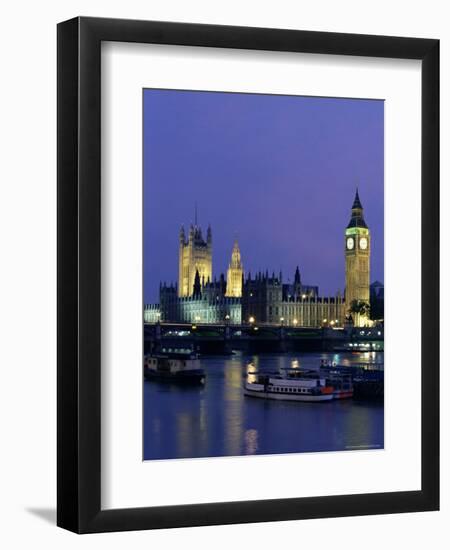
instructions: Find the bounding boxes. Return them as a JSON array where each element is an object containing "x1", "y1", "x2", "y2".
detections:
[
  {"x1": 245, "y1": 429, "x2": 259, "y2": 455},
  {"x1": 143, "y1": 351, "x2": 384, "y2": 460},
  {"x1": 223, "y1": 359, "x2": 244, "y2": 456}
]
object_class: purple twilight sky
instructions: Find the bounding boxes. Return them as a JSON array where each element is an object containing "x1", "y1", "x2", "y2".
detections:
[{"x1": 143, "y1": 89, "x2": 384, "y2": 304}]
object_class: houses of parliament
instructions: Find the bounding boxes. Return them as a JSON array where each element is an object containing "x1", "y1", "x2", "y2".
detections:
[{"x1": 144, "y1": 190, "x2": 374, "y2": 328}]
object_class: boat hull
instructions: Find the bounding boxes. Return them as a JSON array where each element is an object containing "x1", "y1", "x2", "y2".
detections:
[
  {"x1": 332, "y1": 390, "x2": 354, "y2": 399},
  {"x1": 244, "y1": 388, "x2": 333, "y2": 402},
  {"x1": 144, "y1": 367, "x2": 205, "y2": 384}
]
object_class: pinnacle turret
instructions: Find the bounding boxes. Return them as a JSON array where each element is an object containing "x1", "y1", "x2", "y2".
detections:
[
  {"x1": 226, "y1": 238, "x2": 244, "y2": 297},
  {"x1": 352, "y1": 188, "x2": 363, "y2": 210},
  {"x1": 347, "y1": 188, "x2": 368, "y2": 229}
]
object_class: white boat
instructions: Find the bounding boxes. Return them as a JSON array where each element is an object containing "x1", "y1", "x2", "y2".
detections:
[
  {"x1": 284, "y1": 367, "x2": 353, "y2": 400},
  {"x1": 244, "y1": 372, "x2": 334, "y2": 402}
]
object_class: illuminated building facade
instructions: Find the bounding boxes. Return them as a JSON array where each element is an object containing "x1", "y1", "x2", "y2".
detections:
[
  {"x1": 241, "y1": 270, "x2": 344, "y2": 327},
  {"x1": 345, "y1": 189, "x2": 371, "y2": 326},
  {"x1": 145, "y1": 191, "x2": 375, "y2": 328},
  {"x1": 178, "y1": 222, "x2": 212, "y2": 297},
  {"x1": 158, "y1": 280, "x2": 241, "y2": 324},
  {"x1": 226, "y1": 239, "x2": 244, "y2": 297}
]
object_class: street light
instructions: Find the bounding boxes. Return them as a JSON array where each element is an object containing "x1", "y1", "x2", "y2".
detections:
[
  {"x1": 249, "y1": 316, "x2": 255, "y2": 324},
  {"x1": 293, "y1": 318, "x2": 298, "y2": 326}
]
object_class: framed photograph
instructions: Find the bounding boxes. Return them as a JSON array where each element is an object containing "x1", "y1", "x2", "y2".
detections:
[{"x1": 57, "y1": 17, "x2": 439, "y2": 533}]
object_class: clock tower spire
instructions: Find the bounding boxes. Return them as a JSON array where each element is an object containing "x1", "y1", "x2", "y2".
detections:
[{"x1": 345, "y1": 188, "x2": 370, "y2": 326}]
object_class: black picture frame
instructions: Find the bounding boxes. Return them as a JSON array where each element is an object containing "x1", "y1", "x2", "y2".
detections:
[{"x1": 57, "y1": 16, "x2": 439, "y2": 533}]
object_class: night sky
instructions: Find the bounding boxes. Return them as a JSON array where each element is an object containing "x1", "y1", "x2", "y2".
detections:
[{"x1": 143, "y1": 89, "x2": 384, "y2": 304}]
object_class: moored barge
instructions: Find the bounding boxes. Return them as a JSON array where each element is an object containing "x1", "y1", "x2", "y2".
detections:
[{"x1": 144, "y1": 349, "x2": 205, "y2": 384}]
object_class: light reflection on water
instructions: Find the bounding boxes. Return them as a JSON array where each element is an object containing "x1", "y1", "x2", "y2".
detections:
[{"x1": 143, "y1": 351, "x2": 384, "y2": 461}]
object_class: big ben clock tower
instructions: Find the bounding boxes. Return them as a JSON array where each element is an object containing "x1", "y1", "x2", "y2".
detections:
[{"x1": 345, "y1": 189, "x2": 370, "y2": 325}]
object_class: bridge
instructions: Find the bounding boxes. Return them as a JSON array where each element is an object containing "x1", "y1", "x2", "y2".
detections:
[{"x1": 144, "y1": 322, "x2": 342, "y2": 355}]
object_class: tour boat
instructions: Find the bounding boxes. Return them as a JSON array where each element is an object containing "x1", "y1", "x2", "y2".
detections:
[
  {"x1": 244, "y1": 372, "x2": 334, "y2": 402},
  {"x1": 280, "y1": 367, "x2": 353, "y2": 400},
  {"x1": 144, "y1": 350, "x2": 205, "y2": 384}
]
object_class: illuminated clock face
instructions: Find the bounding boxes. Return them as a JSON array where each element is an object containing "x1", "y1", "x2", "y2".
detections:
[
  {"x1": 359, "y1": 237, "x2": 368, "y2": 250},
  {"x1": 346, "y1": 237, "x2": 354, "y2": 250}
]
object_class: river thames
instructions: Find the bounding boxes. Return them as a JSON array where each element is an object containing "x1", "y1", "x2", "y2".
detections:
[{"x1": 143, "y1": 351, "x2": 384, "y2": 461}]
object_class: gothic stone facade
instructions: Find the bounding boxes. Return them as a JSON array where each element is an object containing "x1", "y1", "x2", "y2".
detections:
[
  {"x1": 158, "y1": 280, "x2": 241, "y2": 324},
  {"x1": 344, "y1": 189, "x2": 371, "y2": 326},
  {"x1": 241, "y1": 270, "x2": 345, "y2": 327},
  {"x1": 145, "y1": 190, "x2": 372, "y2": 328},
  {"x1": 226, "y1": 240, "x2": 244, "y2": 297},
  {"x1": 178, "y1": 223, "x2": 212, "y2": 297}
]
